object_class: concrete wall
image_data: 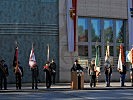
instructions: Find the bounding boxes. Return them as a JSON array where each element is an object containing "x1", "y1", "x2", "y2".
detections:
[
  {"x1": 0, "y1": 0, "x2": 59, "y2": 83},
  {"x1": 59, "y1": 0, "x2": 129, "y2": 82}
]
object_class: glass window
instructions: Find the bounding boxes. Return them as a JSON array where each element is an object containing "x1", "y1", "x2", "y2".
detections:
[
  {"x1": 103, "y1": 20, "x2": 113, "y2": 43},
  {"x1": 91, "y1": 19, "x2": 101, "y2": 42},
  {"x1": 78, "y1": 45, "x2": 88, "y2": 56},
  {"x1": 116, "y1": 20, "x2": 124, "y2": 43},
  {"x1": 78, "y1": 18, "x2": 88, "y2": 42}
]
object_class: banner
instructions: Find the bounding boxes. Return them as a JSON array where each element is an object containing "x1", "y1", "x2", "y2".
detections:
[
  {"x1": 66, "y1": 0, "x2": 77, "y2": 52},
  {"x1": 128, "y1": 0, "x2": 133, "y2": 49}
]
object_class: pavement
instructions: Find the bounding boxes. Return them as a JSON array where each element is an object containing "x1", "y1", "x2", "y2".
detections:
[{"x1": 0, "y1": 82, "x2": 133, "y2": 92}]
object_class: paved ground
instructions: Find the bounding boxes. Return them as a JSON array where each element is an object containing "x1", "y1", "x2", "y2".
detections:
[{"x1": 0, "y1": 82, "x2": 133, "y2": 100}]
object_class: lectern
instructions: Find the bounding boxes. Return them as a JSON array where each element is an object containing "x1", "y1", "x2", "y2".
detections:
[{"x1": 71, "y1": 70, "x2": 84, "y2": 89}]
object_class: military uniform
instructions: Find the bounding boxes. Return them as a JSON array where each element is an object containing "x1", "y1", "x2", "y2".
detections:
[
  {"x1": 31, "y1": 65, "x2": 38, "y2": 89},
  {"x1": 130, "y1": 66, "x2": 133, "y2": 86},
  {"x1": 14, "y1": 65, "x2": 23, "y2": 90},
  {"x1": 119, "y1": 64, "x2": 126, "y2": 87},
  {"x1": 0, "y1": 60, "x2": 9, "y2": 90},
  {"x1": 50, "y1": 59, "x2": 56, "y2": 84},
  {"x1": 89, "y1": 62, "x2": 96, "y2": 87},
  {"x1": 43, "y1": 63, "x2": 52, "y2": 88},
  {"x1": 104, "y1": 61, "x2": 112, "y2": 87}
]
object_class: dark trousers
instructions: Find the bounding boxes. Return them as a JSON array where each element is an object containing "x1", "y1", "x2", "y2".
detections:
[
  {"x1": 0, "y1": 76, "x2": 7, "y2": 90},
  {"x1": 16, "y1": 73, "x2": 21, "y2": 89},
  {"x1": 90, "y1": 75, "x2": 96, "y2": 87},
  {"x1": 32, "y1": 70, "x2": 38, "y2": 89},
  {"x1": 46, "y1": 71, "x2": 51, "y2": 88},
  {"x1": 105, "y1": 74, "x2": 111, "y2": 87},
  {"x1": 51, "y1": 72, "x2": 56, "y2": 84},
  {"x1": 120, "y1": 74, "x2": 126, "y2": 87}
]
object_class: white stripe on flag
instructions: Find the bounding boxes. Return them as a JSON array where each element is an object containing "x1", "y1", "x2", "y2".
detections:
[
  {"x1": 118, "y1": 51, "x2": 123, "y2": 72},
  {"x1": 67, "y1": 0, "x2": 74, "y2": 52}
]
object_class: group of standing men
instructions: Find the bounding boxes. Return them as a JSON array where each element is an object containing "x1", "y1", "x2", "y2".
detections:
[
  {"x1": 0, "y1": 59, "x2": 56, "y2": 90},
  {"x1": 31, "y1": 59, "x2": 56, "y2": 89},
  {"x1": 88, "y1": 59, "x2": 128, "y2": 87}
]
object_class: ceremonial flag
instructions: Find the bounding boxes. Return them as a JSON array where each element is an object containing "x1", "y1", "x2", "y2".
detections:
[
  {"x1": 105, "y1": 45, "x2": 110, "y2": 62},
  {"x1": 13, "y1": 46, "x2": 18, "y2": 68},
  {"x1": 117, "y1": 45, "x2": 125, "y2": 71},
  {"x1": 29, "y1": 45, "x2": 36, "y2": 68},
  {"x1": 95, "y1": 46, "x2": 100, "y2": 76},
  {"x1": 13, "y1": 44, "x2": 22, "y2": 75},
  {"x1": 67, "y1": 0, "x2": 77, "y2": 52},
  {"x1": 127, "y1": 48, "x2": 133, "y2": 64},
  {"x1": 47, "y1": 44, "x2": 50, "y2": 61}
]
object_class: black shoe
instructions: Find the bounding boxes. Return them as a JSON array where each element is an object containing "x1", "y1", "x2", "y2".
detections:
[{"x1": 35, "y1": 88, "x2": 38, "y2": 90}]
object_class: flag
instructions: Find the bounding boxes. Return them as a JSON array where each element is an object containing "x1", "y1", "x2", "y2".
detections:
[
  {"x1": 13, "y1": 44, "x2": 22, "y2": 75},
  {"x1": 117, "y1": 45, "x2": 125, "y2": 71},
  {"x1": 47, "y1": 44, "x2": 50, "y2": 61},
  {"x1": 29, "y1": 46, "x2": 36, "y2": 68},
  {"x1": 95, "y1": 46, "x2": 100, "y2": 76},
  {"x1": 66, "y1": 0, "x2": 77, "y2": 52},
  {"x1": 127, "y1": 48, "x2": 133, "y2": 64},
  {"x1": 13, "y1": 46, "x2": 18, "y2": 68},
  {"x1": 105, "y1": 45, "x2": 110, "y2": 62}
]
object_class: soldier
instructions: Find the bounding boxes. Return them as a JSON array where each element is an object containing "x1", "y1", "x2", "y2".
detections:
[
  {"x1": 104, "y1": 60, "x2": 112, "y2": 87},
  {"x1": 88, "y1": 60, "x2": 96, "y2": 87},
  {"x1": 0, "y1": 59, "x2": 9, "y2": 90},
  {"x1": 31, "y1": 64, "x2": 39, "y2": 89},
  {"x1": 50, "y1": 59, "x2": 56, "y2": 84},
  {"x1": 14, "y1": 62, "x2": 23, "y2": 90},
  {"x1": 43, "y1": 61, "x2": 52, "y2": 88},
  {"x1": 118, "y1": 64, "x2": 126, "y2": 87}
]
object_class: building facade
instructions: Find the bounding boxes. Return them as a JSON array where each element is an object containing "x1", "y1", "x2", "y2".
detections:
[
  {"x1": 0, "y1": 0, "x2": 131, "y2": 83},
  {"x1": 59, "y1": 0, "x2": 130, "y2": 82}
]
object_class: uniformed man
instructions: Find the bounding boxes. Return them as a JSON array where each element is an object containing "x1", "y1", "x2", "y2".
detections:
[
  {"x1": 31, "y1": 64, "x2": 39, "y2": 89},
  {"x1": 14, "y1": 62, "x2": 23, "y2": 90},
  {"x1": 104, "y1": 60, "x2": 112, "y2": 87},
  {"x1": 43, "y1": 61, "x2": 52, "y2": 88},
  {"x1": 130, "y1": 64, "x2": 133, "y2": 86},
  {"x1": 118, "y1": 64, "x2": 126, "y2": 87},
  {"x1": 0, "y1": 59, "x2": 9, "y2": 90},
  {"x1": 89, "y1": 60, "x2": 96, "y2": 87},
  {"x1": 50, "y1": 59, "x2": 56, "y2": 84}
]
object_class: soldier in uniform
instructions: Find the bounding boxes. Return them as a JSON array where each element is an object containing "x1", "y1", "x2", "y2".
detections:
[
  {"x1": 14, "y1": 62, "x2": 23, "y2": 90},
  {"x1": 118, "y1": 64, "x2": 126, "y2": 87},
  {"x1": 0, "y1": 59, "x2": 9, "y2": 90},
  {"x1": 88, "y1": 60, "x2": 96, "y2": 87},
  {"x1": 104, "y1": 60, "x2": 112, "y2": 87},
  {"x1": 31, "y1": 64, "x2": 39, "y2": 89},
  {"x1": 43, "y1": 62, "x2": 52, "y2": 88},
  {"x1": 130, "y1": 64, "x2": 133, "y2": 86},
  {"x1": 50, "y1": 59, "x2": 56, "y2": 84}
]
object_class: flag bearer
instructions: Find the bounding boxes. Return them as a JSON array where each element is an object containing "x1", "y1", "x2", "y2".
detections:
[
  {"x1": 0, "y1": 59, "x2": 9, "y2": 90},
  {"x1": 14, "y1": 62, "x2": 23, "y2": 90}
]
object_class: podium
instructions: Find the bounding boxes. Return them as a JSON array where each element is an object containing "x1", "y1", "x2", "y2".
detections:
[{"x1": 71, "y1": 70, "x2": 84, "y2": 89}]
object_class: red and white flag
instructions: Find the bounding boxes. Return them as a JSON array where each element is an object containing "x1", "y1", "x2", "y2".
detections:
[
  {"x1": 117, "y1": 45, "x2": 125, "y2": 71},
  {"x1": 105, "y1": 45, "x2": 110, "y2": 62},
  {"x1": 29, "y1": 46, "x2": 36, "y2": 68},
  {"x1": 127, "y1": 48, "x2": 133, "y2": 64}
]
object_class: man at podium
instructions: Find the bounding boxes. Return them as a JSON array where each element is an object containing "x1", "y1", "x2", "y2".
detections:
[
  {"x1": 71, "y1": 59, "x2": 84, "y2": 89},
  {"x1": 71, "y1": 60, "x2": 83, "y2": 72}
]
